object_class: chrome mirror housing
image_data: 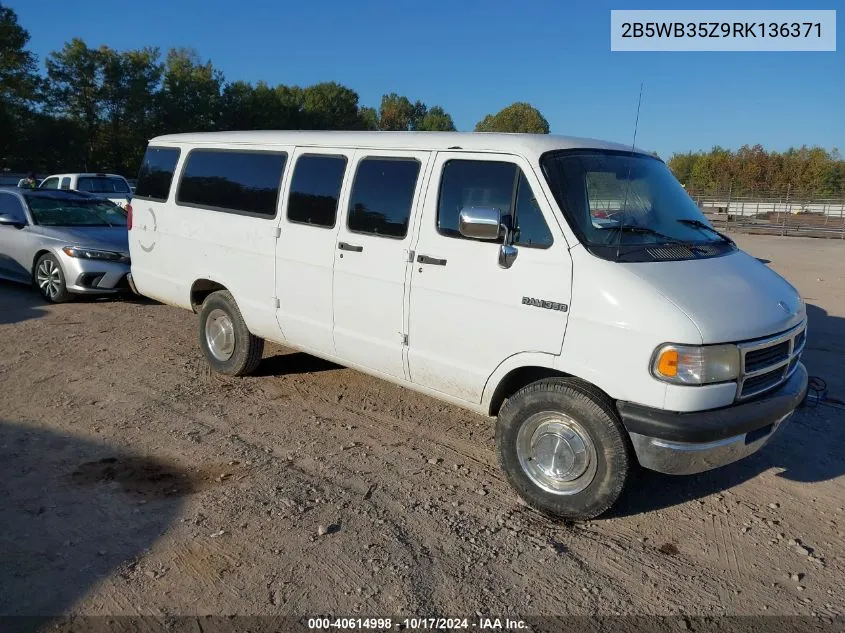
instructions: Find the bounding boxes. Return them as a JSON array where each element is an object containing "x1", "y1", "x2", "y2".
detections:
[{"x1": 458, "y1": 207, "x2": 502, "y2": 240}]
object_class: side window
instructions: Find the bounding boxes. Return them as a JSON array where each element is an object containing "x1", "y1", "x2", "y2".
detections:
[
  {"x1": 60, "y1": 177, "x2": 71, "y2": 190},
  {"x1": 347, "y1": 158, "x2": 420, "y2": 238},
  {"x1": 0, "y1": 193, "x2": 26, "y2": 221},
  {"x1": 286, "y1": 155, "x2": 347, "y2": 228},
  {"x1": 513, "y1": 173, "x2": 553, "y2": 248},
  {"x1": 177, "y1": 149, "x2": 286, "y2": 217},
  {"x1": 40, "y1": 177, "x2": 59, "y2": 190},
  {"x1": 437, "y1": 160, "x2": 552, "y2": 248},
  {"x1": 135, "y1": 146, "x2": 181, "y2": 202}
]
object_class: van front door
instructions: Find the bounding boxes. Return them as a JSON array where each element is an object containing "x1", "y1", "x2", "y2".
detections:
[
  {"x1": 407, "y1": 153, "x2": 572, "y2": 403},
  {"x1": 332, "y1": 150, "x2": 431, "y2": 379}
]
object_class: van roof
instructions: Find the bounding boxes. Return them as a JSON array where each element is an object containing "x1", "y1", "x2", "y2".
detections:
[{"x1": 148, "y1": 131, "x2": 650, "y2": 157}]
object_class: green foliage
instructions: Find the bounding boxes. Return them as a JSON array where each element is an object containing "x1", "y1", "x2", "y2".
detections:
[
  {"x1": 376, "y1": 93, "x2": 454, "y2": 131},
  {"x1": 417, "y1": 106, "x2": 456, "y2": 132},
  {"x1": 668, "y1": 145, "x2": 845, "y2": 196},
  {"x1": 1, "y1": 5, "x2": 462, "y2": 174},
  {"x1": 158, "y1": 48, "x2": 223, "y2": 134},
  {"x1": 0, "y1": 3, "x2": 38, "y2": 104},
  {"x1": 0, "y1": 3, "x2": 42, "y2": 170},
  {"x1": 474, "y1": 102, "x2": 549, "y2": 134}
]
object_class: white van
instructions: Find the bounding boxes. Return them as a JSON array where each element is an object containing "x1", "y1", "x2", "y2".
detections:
[{"x1": 127, "y1": 131, "x2": 808, "y2": 519}]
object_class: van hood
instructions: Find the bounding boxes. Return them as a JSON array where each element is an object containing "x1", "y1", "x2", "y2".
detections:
[
  {"x1": 38, "y1": 226, "x2": 129, "y2": 254},
  {"x1": 620, "y1": 249, "x2": 805, "y2": 343}
]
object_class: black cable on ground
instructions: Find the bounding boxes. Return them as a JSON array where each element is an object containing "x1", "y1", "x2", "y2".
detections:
[{"x1": 804, "y1": 376, "x2": 828, "y2": 408}]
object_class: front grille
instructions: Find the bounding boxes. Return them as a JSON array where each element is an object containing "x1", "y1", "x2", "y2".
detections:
[
  {"x1": 745, "y1": 341, "x2": 789, "y2": 372},
  {"x1": 737, "y1": 322, "x2": 806, "y2": 399},
  {"x1": 742, "y1": 368, "x2": 785, "y2": 395}
]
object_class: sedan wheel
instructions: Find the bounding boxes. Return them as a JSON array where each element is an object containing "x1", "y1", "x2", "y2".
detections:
[{"x1": 35, "y1": 254, "x2": 71, "y2": 303}]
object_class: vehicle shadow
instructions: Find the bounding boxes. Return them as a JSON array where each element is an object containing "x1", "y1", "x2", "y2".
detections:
[
  {"x1": 0, "y1": 419, "x2": 189, "y2": 618},
  {"x1": 613, "y1": 301, "x2": 845, "y2": 517},
  {"x1": 0, "y1": 280, "x2": 47, "y2": 326},
  {"x1": 254, "y1": 350, "x2": 341, "y2": 377}
]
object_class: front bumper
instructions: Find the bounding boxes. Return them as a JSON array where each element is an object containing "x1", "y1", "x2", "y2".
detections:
[
  {"x1": 59, "y1": 252, "x2": 131, "y2": 294},
  {"x1": 617, "y1": 363, "x2": 808, "y2": 475}
]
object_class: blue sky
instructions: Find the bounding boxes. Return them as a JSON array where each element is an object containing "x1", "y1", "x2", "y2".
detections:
[{"x1": 7, "y1": 0, "x2": 843, "y2": 159}]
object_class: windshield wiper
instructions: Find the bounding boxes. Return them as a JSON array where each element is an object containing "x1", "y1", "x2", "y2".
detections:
[
  {"x1": 604, "y1": 223, "x2": 688, "y2": 245},
  {"x1": 676, "y1": 218, "x2": 734, "y2": 244}
]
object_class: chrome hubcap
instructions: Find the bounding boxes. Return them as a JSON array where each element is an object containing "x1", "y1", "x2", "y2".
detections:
[
  {"x1": 36, "y1": 258, "x2": 62, "y2": 300},
  {"x1": 205, "y1": 309, "x2": 235, "y2": 361},
  {"x1": 516, "y1": 412, "x2": 598, "y2": 495}
]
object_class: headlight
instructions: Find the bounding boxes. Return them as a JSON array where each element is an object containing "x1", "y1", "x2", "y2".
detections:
[
  {"x1": 651, "y1": 344, "x2": 740, "y2": 385},
  {"x1": 62, "y1": 246, "x2": 128, "y2": 262}
]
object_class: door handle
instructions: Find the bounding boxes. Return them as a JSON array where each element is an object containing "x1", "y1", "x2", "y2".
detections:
[
  {"x1": 417, "y1": 254, "x2": 447, "y2": 266},
  {"x1": 338, "y1": 241, "x2": 364, "y2": 252}
]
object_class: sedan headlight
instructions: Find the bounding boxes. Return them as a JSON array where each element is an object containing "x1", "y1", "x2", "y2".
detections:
[
  {"x1": 651, "y1": 344, "x2": 740, "y2": 385},
  {"x1": 62, "y1": 246, "x2": 129, "y2": 262}
]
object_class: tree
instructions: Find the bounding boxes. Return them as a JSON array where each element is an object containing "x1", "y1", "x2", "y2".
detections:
[
  {"x1": 99, "y1": 46, "x2": 162, "y2": 173},
  {"x1": 158, "y1": 48, "x2": 223, "y2": 134},
  {"x1": 45, "y1": 39, "x2": 104, "y2": 169},
  {"x1": 416, "y1": 105, "x2": 456, "y2": 131},
  {"x1": 302, "y1": 81, "x2": 360, "y2": 129},
  {"x1": 0, "y1": 3, "x2": 41, "y2": 170},
  {"x1": 474, "y1": 102, "x2": 549, "y2": 134},
  {"x1": 667, "y1": 146, "x2": 845, "y2": 196},
  {"x1": 357, "y1": 106, "x2": 379, "y2": 130},
  {"x1": 378, "y1": 93, "x2": 416, "y2": 131}
]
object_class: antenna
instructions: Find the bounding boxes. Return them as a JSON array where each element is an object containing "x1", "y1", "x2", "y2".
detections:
[
  {"x1": 616, "y1": 82, "x2": 644, "y2": 260},
  {"x1": 631, "y1": 82, "x2": 643, "y2": 152}
]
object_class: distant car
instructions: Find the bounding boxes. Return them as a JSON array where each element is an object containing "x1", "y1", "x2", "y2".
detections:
[
  {"x1": 39, "y1": 172, "x2": 133, "y2": 208},
  {"x1": 126, "y1": 178, "x2": 137, "y2": 195},
  {"x1": 0, "y1": 187, "x2": 130, "y2": 302}
]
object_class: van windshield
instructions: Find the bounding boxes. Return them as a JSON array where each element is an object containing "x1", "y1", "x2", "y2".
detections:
[{"x1": 541, "y1": 150, "x2": 735, "y2": 262}]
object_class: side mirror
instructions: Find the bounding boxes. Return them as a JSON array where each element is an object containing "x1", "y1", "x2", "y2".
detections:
[
  {"x1": 0, "y1": 214, "x2": 25, "y2": 228},
  {"x1": 458, "y1": 207, "x2": 502, "y2": 240},
  {"x1": 458, "y1": 206, "x2": 519, "y2": 269}
]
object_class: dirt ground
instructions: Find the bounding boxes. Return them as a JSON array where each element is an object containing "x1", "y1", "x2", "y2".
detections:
[{"x1": 1, "y1": 233, "x2": 843, "y2": 623}]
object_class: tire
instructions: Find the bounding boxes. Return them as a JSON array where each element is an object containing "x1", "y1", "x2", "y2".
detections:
[
  {"x1": 496, "y1": 377, "x2": 632, "y2": 520},
  {"x1": 198, "y1": 290, "x2": 264, "y2": 376},
  {"x1": 34, "y1": 253, "x2": 72, "y2": 303}
]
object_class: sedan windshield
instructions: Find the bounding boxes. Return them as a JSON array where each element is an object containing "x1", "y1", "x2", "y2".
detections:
[
  {"x1": 26, "y1": 196, "x2": 128, "y2": 227},
  {"x1": 541, "y1": 150, "x2": 735, "y2": 262},
  {"x1": 77, "y1": 176, "x2": 130, "y2": 194}
]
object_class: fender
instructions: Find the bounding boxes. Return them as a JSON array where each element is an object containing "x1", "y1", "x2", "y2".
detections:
[{"x1": 481, "y1": 351, "x2": 560, "y2": 413}]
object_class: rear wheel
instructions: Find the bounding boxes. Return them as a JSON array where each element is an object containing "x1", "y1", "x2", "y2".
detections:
[
  {"x1": 35, "y1": 253, "x2": 72, "y2": 303},
  {"x1": 496, "y1": 378, "x2": 632, "y2": 520},
  {"x1": 198, "y1": 290, "x2": 264, "y2": 376}
]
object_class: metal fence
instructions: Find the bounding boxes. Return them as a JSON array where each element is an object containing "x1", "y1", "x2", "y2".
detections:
[{"x1": 689, "y1": 188, "x2": 845, "y2": 239}]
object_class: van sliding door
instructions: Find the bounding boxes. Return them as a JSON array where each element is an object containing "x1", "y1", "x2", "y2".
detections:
[{"x1": 331, "y1": 150, "x2": 432, "y2": 379}]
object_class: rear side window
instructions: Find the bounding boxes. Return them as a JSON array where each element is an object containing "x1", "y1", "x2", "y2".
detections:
[
  {"x1": 438, "y1": 160, "x2": 552, "y2": 248},
  {"x1": 287, "y1": 155, "x2": 347, "y2": 228},
  {"x1": 78, "y1": 176, "x2": 129, "y2": 194},
  {"x1": 347, "y1": 158, "x2": 420, "y2": 238},
  {"x1": 177, "y1": 149, "x2": 286, "y2": 217},
  {"x1": 136, "y1": 147, "x2": 181, "y2": 201},
  {"x1": 60, "y1": 177, "x2": 71, "y2": 190}
]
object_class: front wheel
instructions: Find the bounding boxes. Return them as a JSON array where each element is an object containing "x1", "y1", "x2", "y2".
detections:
[
  {"x1": 198, "y1": 290, "x2": 264, "y2": 376},
  {"x1": 35, "y1": 253, "x2": 72, "y2": 303},
  {"x1": 496, "y1": 378, "x2": 632, "y2": 520}
]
